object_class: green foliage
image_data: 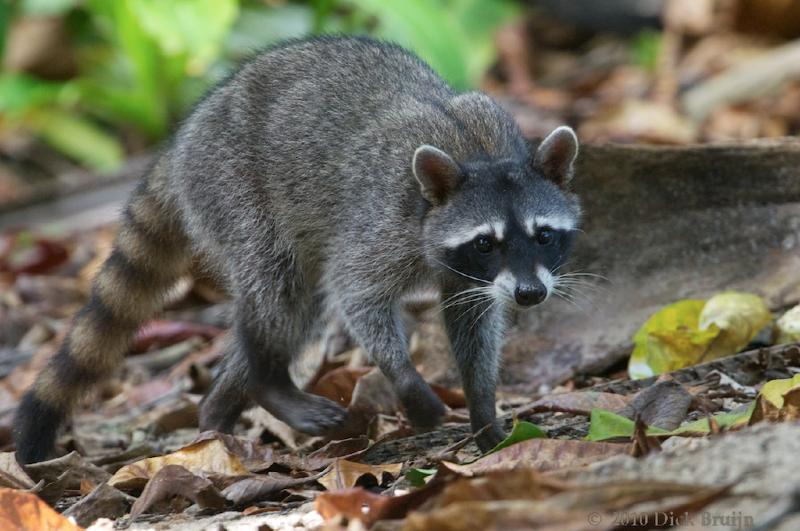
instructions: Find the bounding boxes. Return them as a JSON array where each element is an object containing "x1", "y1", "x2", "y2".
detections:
[
  {"x1": 78, "y1": 0, "x2": 239, "y2": 139},
  {"x1": 0, "y1": 72, "x2": 124, "y2": 169},
  {"x1": 405, "y1": 467, "x2": 437, "y2": 487},
  {"x1": 0, "y1": 0, "x2": 516, "y2": 169},
  {"x1": 585, "y1": 407, "x2": 753, "y2": 442},
  {"x1": 631, "y1": 29, "x2": 661, "y2": 72},
  {"x1": 28, "y1": 108, "x2": 125, "y2": 171},
  {"x1": 485, "y1": 419, "x2": 547, "y2": 454},
  {"x1": 340, "y1": 0, "x2": 518, "y2": 90}
]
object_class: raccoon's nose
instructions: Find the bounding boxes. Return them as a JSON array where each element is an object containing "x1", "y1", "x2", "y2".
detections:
[{"x1": 515, "y1": 283, "x2": 547, "y2": 306}]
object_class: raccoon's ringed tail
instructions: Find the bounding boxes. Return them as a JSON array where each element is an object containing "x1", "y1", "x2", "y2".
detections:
[{"x1": 12, "y1": 173, "x2": 190, "y2": 464}]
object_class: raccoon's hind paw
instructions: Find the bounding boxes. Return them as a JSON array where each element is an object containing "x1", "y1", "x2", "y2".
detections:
[
  {"x1": 288, "y1": 394, "x2": 348, "y2": 435},
  {"x1": 258, "y1": 389, "x2": 347, "y2": 436}
]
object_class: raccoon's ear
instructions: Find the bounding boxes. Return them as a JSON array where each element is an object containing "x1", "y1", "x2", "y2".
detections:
[
  {"x1": 413, "y1": 145, "x2": 463, "y2": 204},
  {"x1": 533, "y1": 126, "x2": 579, "y2": 188}
]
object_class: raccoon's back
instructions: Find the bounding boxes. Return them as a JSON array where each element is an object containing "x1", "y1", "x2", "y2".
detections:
[{"x1": 170, "y1": 37, "x2": 455, "y2": 256}]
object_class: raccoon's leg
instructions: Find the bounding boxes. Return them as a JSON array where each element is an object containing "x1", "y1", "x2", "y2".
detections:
[
  {"x1": 233, "y1": 296, "x2": 347, "y2": 435},
  {"x1": 337, "y1": 297, "x2": 446, "y2": 431},
  {"x1": 198, "y1": 340, "x2": 251, "y2": 433},
  {"x1": 13, "y1": 174, "x2": 191, "y2": 463},
  {"x1": 440, "y1": 287, "x2": 507, "y2": 452}
]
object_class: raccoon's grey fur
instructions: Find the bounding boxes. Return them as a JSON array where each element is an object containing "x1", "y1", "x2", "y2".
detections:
[{"x1": 13, "y1": 36, "x2": 581, "y2": 463}]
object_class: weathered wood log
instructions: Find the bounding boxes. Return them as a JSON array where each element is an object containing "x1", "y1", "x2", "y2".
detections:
[{"x1": 503, "y1": 138, "x2": 800, "y2": 392}]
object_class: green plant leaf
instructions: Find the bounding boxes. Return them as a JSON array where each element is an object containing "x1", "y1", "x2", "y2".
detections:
[
  {"x1": 344, "y1": 0, "x2": 516, "y2": 89},
  {"x1": 28, "y1": 109, "x2": 124, "y2": 171},
  {"x1": 485, "y1": 419, "x2": 547, "y2": 455},
  {"x1": 586, "y1": 407, "x2": 753, "y2": 441},
  {"x1": 587, "y1": 409, "x2": 637, "y2": 441},
  {"x1": 128, "y1": 0, "x2": 238, "y2": 75},
  {"x1": 20, "y1": 0, "x2": 79, "y2": 16},
  {"x1": 0, "y1": 73, "x2": 64, "y2": 117},
  {"x1": 0, "y1": 0, "x2": 12, "y2": 59},
  {"x1": 405, "y1": 467, "x2": 437, "y2": 487},
  {"x1": 226, "y1": 4, "x2": 314, "y2": 59},
  {"x1": 631, "y1": 29, "x2": 661, "y2": 71},
  {"x1": 670, "y1": 404, "x2": 754, "y2": 435}
]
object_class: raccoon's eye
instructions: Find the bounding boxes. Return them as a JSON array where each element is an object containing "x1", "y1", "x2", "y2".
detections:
[
  {"x1": 536, "y1": 229, "x2": 554, "y2": 246},
  {"x1": 473, "y1": 235, "x2": 494, "y2": 253}
]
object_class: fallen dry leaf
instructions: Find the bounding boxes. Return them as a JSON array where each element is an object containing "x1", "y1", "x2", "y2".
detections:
[
  {"x1": 0, "y1": 452, "x2": 35, "y2": 489},
  {"x1": 0, "y1": 487, "x2": 81, "y2": 530},
  {"x1": 617, "y1": 380, "x2": 693, "y2": 430},
  {"x1": 132, "y1": 320, "x2": 221, "y2": 353},
  {"x1": 631, "y1": 417, "x2": 663, "y2": 457},
  {"x1": 317, "y1": 459, "x2": 403, "y2": 491},
  {"x1": 191, "y1": 431, "x2": 274, "y2": 472},
  {"x1": 332, "y1": 368, "x2": 402, "y2": 439},
  {"x1": 129, "y1": 465, "x2": 227, "y2": 519},
  {"x1": 0, "y1": 233, "x2": 70, "y2": 276},
  {"x1": 25, "y1": 451, "x2": 111, "y2": 490},
  {"x1": 316, "y1": 464, "x2": 459, "y2": 526},
  {"x1": 404, "y1": 500, "x2": 608, "y2": 531},
  {"x1": 413, "y1": 468, "x2": 729, "y2": 531},
  {"x1": 222, "y1": 472, "x2": 323, "y2": 506},
  {"x1": 311, "y1": 366, "x2": 371, "y2": 405},
  {"x1": 316, "y1": 487, "x2": 391, "y2": 525},
  {"x1": 63, "y1": 482, "x2": 132, "y2": 527},
  {"x1": 108, "y1": 438, "x2": 247, "y2": 492},
  {"x1": 429, "y1": 384, "x2": 466, "y2": 408},
  {"x1": 516, "y1": 391, "x2": 631, "y2": 417},
  {"x1": 448, "y1": 438, "x2": 632, "y2": 474},
  {"x1": 300, "y1": 437, "x2": 371, "y2": 470}
]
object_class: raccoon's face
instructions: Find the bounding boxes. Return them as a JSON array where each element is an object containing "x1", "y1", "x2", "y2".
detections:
[{"x1": 415, "y1": 126, "x2": 581, "y2": 309}]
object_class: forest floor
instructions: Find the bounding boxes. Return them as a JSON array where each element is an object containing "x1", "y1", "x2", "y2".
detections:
[
  {"x1": 1, "y1": 204, "x2": 800, "y2": 530},
  {"x1": 4, "y1": 2, "x2": 800, "y2": 528}
]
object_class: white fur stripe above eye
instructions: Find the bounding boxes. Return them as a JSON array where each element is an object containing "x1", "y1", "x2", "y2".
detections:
[
  {"x1": 443, "y1": 220, "x2": 506, "y2": 248},
  {"x1": 524, "y1": 215, "x2": 576, "y2": 236}
]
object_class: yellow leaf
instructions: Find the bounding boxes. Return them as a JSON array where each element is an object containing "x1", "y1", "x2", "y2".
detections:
[
  {"x1": 699, "y1": 292, "x2": 772, "y2": 361},
  {"x1": 629, "y1": 293, "x2": 771, "y2": 379},
  {"x1": 776, "y1": 304, "x2": 800, "y2": 344},
  {"x1": 108, "y1": 438, "x2": 247, "y2": 491},
  {"x1": 751, "y1": 374, "x2": 800, "y2": 423},
  {"x1": 629, "y1": 300, "x2": 711, "y2": 379},
  {"x1": 759, "y1": 374, "x2": 800, "y2": 409}
]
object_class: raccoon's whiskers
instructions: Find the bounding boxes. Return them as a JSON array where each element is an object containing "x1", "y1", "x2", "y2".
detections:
[
  {"x1": 557, "y1": 271, "x2": 610, "y2": 283},
  {"x1": 551, "y1": 287, "x2": 587, "y2": 312},
  {"x1": 430, "y1": 258, "x2": 491, "y2": 285},
  {"x1": 439, "y1": 287, "x2": 494, "y2": 313},
  {"x1": 470, "y1": 299, "x2": 498, "y2": 330},
  {"x1": 552, "y1": 278, "x2": 597, "y2": 312}
]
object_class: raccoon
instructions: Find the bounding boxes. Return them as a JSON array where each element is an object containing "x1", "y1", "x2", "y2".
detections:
[{"x1": 13, "y1": 36, "x2": 581, "y2": 463}]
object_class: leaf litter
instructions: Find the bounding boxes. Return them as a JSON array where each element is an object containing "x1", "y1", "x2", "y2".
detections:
[
  {"x1": 2, "y1": 29, "x2": 800, "y2": 523},
  {"x1": 2, "y1": 230, "x2": 798, "y2": 529}
]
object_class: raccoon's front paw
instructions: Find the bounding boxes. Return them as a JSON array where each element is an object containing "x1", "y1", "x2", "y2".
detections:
[
  {"x1": 475, "y1": 422, "x2": 506, "y2": 453},
  {"x1": 401, "y1": 383, "x2": 446, "y2": 431}
]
